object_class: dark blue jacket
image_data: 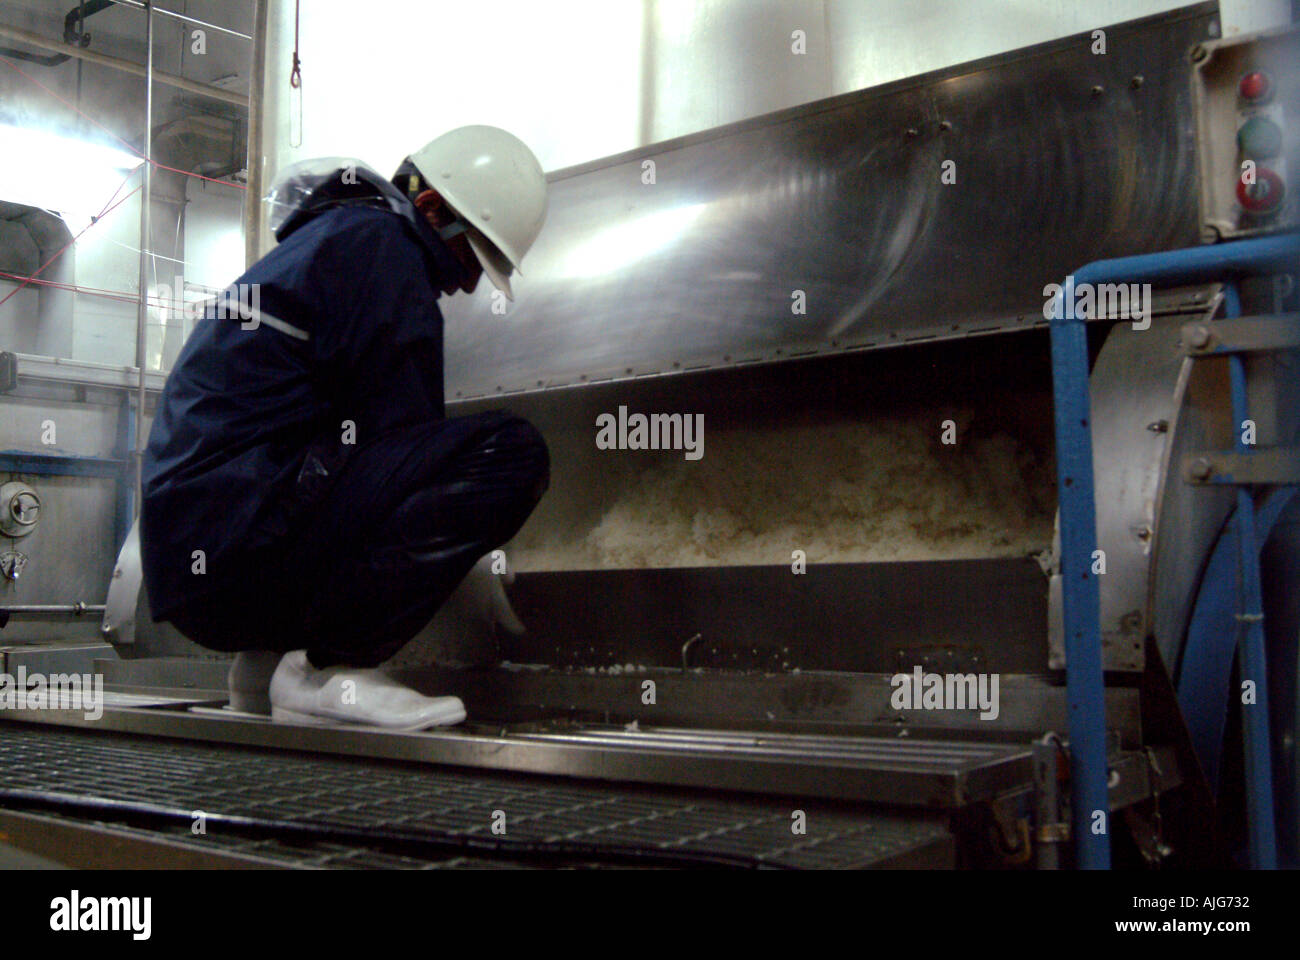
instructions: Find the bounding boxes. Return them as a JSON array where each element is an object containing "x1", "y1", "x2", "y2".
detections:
[{"x1": 141, "y1": 199, "x2": 466, "y2": 619}]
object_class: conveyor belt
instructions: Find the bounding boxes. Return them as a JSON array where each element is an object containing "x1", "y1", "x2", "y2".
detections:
[{"x1": 0, "y1": 722, "x2": 953, "y2": 869}]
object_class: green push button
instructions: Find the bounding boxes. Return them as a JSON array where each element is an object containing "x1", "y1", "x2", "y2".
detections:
[{"x1": 1238, "y1": 116, "x2": 1283, "y2": 159}]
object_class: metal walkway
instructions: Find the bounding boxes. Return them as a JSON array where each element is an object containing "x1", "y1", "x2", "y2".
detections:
[{"x1": 0, "y1": 722, "x2": 953, "y2": 869}]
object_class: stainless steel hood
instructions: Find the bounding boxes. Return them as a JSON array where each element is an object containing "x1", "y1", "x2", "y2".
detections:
[{"x1": 441, "y1": 3, "x2": 1217, "y2": 400}]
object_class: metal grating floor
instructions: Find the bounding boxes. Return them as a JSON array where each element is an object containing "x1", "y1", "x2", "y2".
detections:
[{"x1": 0, "y1": 723, "x2": 952, "y2": 869}]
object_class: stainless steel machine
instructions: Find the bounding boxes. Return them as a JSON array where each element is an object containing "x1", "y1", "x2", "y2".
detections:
[{"x1": 1, "y1": 3, "x2": 1297, "y2": 869}]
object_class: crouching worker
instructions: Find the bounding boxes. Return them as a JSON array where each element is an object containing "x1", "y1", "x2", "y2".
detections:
[{"x1": 140, "y1": 127, "x2": 550, "y2": 730}]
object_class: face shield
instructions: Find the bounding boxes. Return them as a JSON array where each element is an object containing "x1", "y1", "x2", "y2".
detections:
[{"x1": 263, "y1": 157, "x2": 393, "y2": 239}]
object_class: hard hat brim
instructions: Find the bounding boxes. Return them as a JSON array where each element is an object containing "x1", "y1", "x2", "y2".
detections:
[{"x1": 466, "y1": 228, "x2": 514, "y2": 301}]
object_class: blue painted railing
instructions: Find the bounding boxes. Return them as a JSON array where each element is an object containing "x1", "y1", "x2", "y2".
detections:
[{"x1": 1049, "y1": 231, "x2": 1300, "y2": 869}]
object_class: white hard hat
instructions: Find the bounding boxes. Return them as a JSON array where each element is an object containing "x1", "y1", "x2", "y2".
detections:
[{"x1": 408, "y1": 125, "x2": 548, "y2": 300}]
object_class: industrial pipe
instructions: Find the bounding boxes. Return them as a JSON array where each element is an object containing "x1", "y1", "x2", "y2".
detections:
[
  {"x1": 0, "y1": 0, "x2": 114, "y2": 67},
  {"x1": 0, "y1": 604, "x2": 106, "y2": 617},
  {"x1": 131, "y1": 0, "x2": 152, "y2": 516},
  {"x1": 0, "y1": 22, "x2": 246, "y2": 107}
]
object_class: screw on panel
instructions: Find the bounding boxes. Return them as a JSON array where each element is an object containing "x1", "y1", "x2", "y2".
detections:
[
  {"x1": 1130, "y1": 75, "x2": 1144, "y2": 89},
  {"x1": 1147, "y1": 420, "x2": 1168, "y2": 433},
  {"x1": 1091, "y1": 85, "x2": 1105, "y2": 97},
  {"x1": 1189, "y1": 457, "x2": 1214, "y2": 481}
]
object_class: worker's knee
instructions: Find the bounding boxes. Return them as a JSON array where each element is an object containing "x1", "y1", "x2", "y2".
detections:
[{"x1": 484, "y1": 413, "x2": 550, "y2": 502}]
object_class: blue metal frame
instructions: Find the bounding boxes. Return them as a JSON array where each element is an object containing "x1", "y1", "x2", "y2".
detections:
[
  {"x1": 1221, "y1": 281, "x2": 1279, "y2": 868},
  {"x1": 0, "y1": 392, "x2": 138, "y2": 554},
  {"x1": 1179, "y1": 488, "x2": 1294, "y2": 797},
  {"x1": 1049, "y1": 231, "x2": 1299, "y2": 869}
]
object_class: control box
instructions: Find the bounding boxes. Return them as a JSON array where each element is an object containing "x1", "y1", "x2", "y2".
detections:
[{"x1": 1192, "y1": 25, "x2": 1298, "y2": 240}]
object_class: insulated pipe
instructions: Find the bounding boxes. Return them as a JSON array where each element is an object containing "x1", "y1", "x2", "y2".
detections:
[
  {"x1": 0, "y1": 0, "x2": 114, "y2": 67},
  {"x1": 29, "y1": 214, "x2": 75, "y2": 359},
  {"x1": 1050, "y1": 231, "x2": 1300, "y2": 870},
  {"x1": 0, "y1": 206, "x2": 75, "y2": 357}
]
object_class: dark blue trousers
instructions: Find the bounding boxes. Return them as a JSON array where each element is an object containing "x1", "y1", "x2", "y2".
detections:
[{"x1": 167, "y1": 411, "x2": 548, "y2": 668}]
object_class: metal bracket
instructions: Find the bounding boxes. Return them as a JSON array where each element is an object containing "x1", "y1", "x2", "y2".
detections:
[
  {"x1": 987, "y1": 798, "x2": 1032, "y2": 865},
  {"x1": 1184, "y1": 447, "x2": 1300, "y2": 484},
  {"x1": 1181, "y1": 315, "x2": 1300, "y2": 355}
]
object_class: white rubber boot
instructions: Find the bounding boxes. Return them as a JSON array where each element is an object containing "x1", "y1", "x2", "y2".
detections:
[
  {"x1": 227, "y1": 650, "x2": 283, "y2": 715},
  {"x1": 269, "y1": 650, "x2": 466, "y2": 730}
]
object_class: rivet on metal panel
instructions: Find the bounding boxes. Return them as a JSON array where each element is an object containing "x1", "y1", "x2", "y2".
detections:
[
  {"x1": 1184, "y1": 324, "x2": 1213, "y2": 349},
  {"x1": 1130, "y1": 75, "x2": 1145, "y2": 89},
  {"x1": 1091, "y1": 85, "x2": 1105, "y2": 97}
]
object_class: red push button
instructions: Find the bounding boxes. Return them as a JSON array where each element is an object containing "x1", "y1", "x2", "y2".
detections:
[
  {"x1": 1237, "y1": 167, "x2": 1285, "y2": 214},
  {"x1": 1239, "y1": 71, "x2": 1272, "y2": 103}
]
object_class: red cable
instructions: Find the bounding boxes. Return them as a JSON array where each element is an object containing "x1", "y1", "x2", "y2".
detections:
[
  {"x1": 0, "y1": 271, "x2": 141, "y2": 306},
  {"x1": 0, "y1": 271, "x2": 208, "y2": 309},
  {"x1": 0, "y1": 269, "x2": 214, "y2": 310},
  {"x1": 0, "y1": 52, "x2": 142, "y2": 157},
  {"x1": 150, "y1": 158, "x2": 247, "y2": 189},
  {"x1": 0, "y1": 50, "x2": 252, "y2": 315},
  {"x1": 0, "y1": 179, "x2": 140, "y2": 308}
]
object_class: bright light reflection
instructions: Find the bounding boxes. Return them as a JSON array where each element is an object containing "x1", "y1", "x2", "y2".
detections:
[
  {"x1": 555, "y1": 202, "x2": 707, "y2": 279},
  {"x1": 0, "y1": 123, "x2": 143, "y2": 230}
]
